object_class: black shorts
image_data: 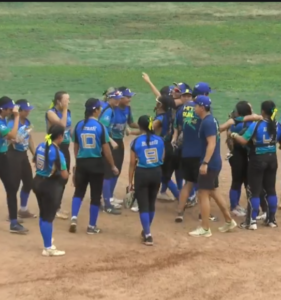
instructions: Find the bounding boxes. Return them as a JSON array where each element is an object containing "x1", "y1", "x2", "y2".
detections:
[
  {"x1": 104, "y1": 139, "x2": 124, "y2": 179},
  {"x1": 181, "y1": 157, "x2": 200, "y2": 183},
  {"x1": 197, "y1": 169, "x2": 220, "y2": 190}
]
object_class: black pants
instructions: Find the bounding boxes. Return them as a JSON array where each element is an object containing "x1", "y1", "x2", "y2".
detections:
[
  {"x1": 73, "y1": 158, "x2": 104, "y2": 206},
  {"x1": 161, "y1": 142, "x2": 176, "y2": 184},
  {"x1": 134, "y1": 167, "x2": 162, "y2": 213},
  {"x1": 7, "y1": 148, "x2": 33, "y2": 194},
  {"x1": 0, "y1": 152, "x2": 18, "y2": 220},
  {"x1": 32, "y1": 175, "x2": 62, "y2": 222},
  {"x1": 229, "y1": 147, "x2": 248, "y2": 190},
  {"x1": 58, "y1": 143, "x2": 71, "y2": 209},
  {"x1": 104, "y1": 139, "x2": 124, "y2": 179}
]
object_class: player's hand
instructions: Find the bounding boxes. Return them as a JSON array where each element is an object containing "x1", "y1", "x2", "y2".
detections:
[
  {"x1": 60, "y1": 98, "x2": 69, "y2": 110},
  {"x1": 111, "y1": 140, "x2": 118, "y2": 149},
  {"x1": 142, "y1": 72, "x2": 151, "y2": 83},
  {"x1": 199, "y1": 164, "x2": 208, "y2": 175},
  {"x1": 13, "y1": 105, "x2": 19, "y2": 117},
  {"x1": 112, "y1": 166, "x2": 119, "y2": 176}
]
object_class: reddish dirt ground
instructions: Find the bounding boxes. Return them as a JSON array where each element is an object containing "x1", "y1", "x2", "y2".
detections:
[{"x1": 1, "y1": 132, "x2": 281, "y2": 300}]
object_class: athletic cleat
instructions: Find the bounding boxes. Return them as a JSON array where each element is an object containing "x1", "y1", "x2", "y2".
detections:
[
  {"x1": 51, "y1": 238, "x2": 56, "y2": 250},
  {"x1": 110, "y1": 197, "x2": 123, "y2": 205},
  {"x1": 199, "y1": 214, "x2": 218, "y2": 222},
  {"x1": 69, "y1": 218, "x2": 77, "y2": 233},
  {"x1": 56, "y1": 210, "x2": 68, "y2": 220},
  {"x1": 218, "y1": 219, "x2": 237, "y2": 233},
  {"x1": 189, "y1": 227, "x2": 212, "y2": 237},
  {"x1": 87, "y1": 226, "x2": 101, "y2": 234},
  {"x1": 104, "y1": 205, "x2": 122, "y2": 215},
  {"x1": 256, "y1": 212, "x2": 267, "y2": 221},
  {"x1": 239, "y1": 220, "x2": 257, "y2": 230},
  {"x1": 131, "y1": 202, "x2": 139, "y2": 212},
  {"x1": 237, "y1": 205, "x2": 247, "y2": 213},
  {"x1": 18, "y1": 209, "x2": 37, "y2": 219},
  {"x1": 231, "y1": 208, "x2": 246, "y2": 217},
  {"x1": 186, "y1": 197, "x2": 197, "y2": 208},
  {"x1": 10, "y1": 222, "x2": 29, "y2": 234},
  {"x1": 143, "y1": 235, "x2": 153, "y2": 246},
  {"x1": 42, "y1": 248, "x2": 65, "y2": 257},
  {"x1": 112, "y1": 203, "x2": 122, "y2": 209},
  {"x1": 175, "y1": 211, "x2": 184, "y2": 223},
  {"x1": 225, "y1": 152, "x2": 233, "y2": 160},
  {"x1": 157, "y1": 192, "x2": 174, "y2": 201}
]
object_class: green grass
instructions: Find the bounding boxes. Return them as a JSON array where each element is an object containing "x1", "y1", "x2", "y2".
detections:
[{"x1": 1, "y1": 2, "x2": 281, "y2": 130}]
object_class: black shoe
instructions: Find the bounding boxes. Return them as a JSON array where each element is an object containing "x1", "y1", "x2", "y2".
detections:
[
  {"x1": 103, "y1": 205, "x2": 122, "y2": 215},
  {"x1": 10, "y1": 222, "x2": 29, "y2": 234},
  {"x1": 87, "y1": 226, "x2": 102, "y2": 234},
  {"x1": 239, "y1": 221, "x2": 257, "y2": 230},
  {"x1": 143, "y1": 235, "x2": 153, "y2": 246}
]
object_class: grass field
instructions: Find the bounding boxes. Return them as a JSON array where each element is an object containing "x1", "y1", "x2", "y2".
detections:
[{"x1": 1, "y1": 2, "x2": 281, "y2": 130}]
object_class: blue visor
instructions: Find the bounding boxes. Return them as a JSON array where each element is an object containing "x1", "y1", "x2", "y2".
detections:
[
  {"x1": 122, "y1": 88, "x2": 136, "y2": 97},
  {"x1": 0, "y1": 101, "x2": 15, "y2": 109},
  {"x1": 108, "y1": 90, "x2": 123, "y2": 100}
]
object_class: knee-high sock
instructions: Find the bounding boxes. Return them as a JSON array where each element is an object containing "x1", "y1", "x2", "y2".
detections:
[
  {"x1": 89, "y1": 205, "x2": 99, "y2": 227},
  {"x1": 160, "y1": 183, "x2": 168, "y2": 194},
  {"x1": 40, "y1": 221, "x2": 53, "y2": 248},
  {"x1": 229, "y1": 189, "x2": 239, "y2": 210},
  {"x1": 149, "y1": 211, "x2": 155, "y2": 225},
  {"x1": 267, "y1": 195, "x2": 277, "y2": 220},
  {"x1": 71, "y1": 197, "x2": 82, "y2": 218},
  {"x1": 140, "y1": 212, "x2": 150, "y2": 235},
  {"x1": 110, "y1": 177, "x2": 118, "y2": 198},
  {"x1": 102, "y1": 179, "x2": 111, "y2": 207},
  {"x1": 167, "y1": 180, "x2": 179, "y2": 199},
  {"x1": 250, "y1": 197, "x2": 260, "y2": 220},
  {"x1": 20, "y1": 190, "x2": 29, "y2": 209}
]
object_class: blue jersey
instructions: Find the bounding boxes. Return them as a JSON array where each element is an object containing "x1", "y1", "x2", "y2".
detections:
[
  {"x1": 180, "y1": 101, "x2": 202, "y2": 158},
  {"x1": 8, "y1": 119, "x2": 31, "y2": 152},
  {"x1": 242, "y1": 120, "x2": 281, "y2": 155},
  {"x1": 0, "y1": 118, "x2": 11, "y2": 153},
  {"x1": 111, "y1": 106, "x2": 134, "y2": 140},
  {"x1": 99, "y1": 103, "x2": 114, "y2": 136},
  {"x1": 46, "y1": 108, "x2": 72, "y2": 144},
  {"x1": 154, "y1": 112, "x2": 172, "y2": 142},
  {"x1": 35, "y1": 142, "x2": 67, "y2": 177},
  {"x1": 131, "y1": 134, "x2": 164, "y2": 168},
  {"x1": 230, "y1": 121, "x2": 253, "y2": 151},
  {"x1": 73, "y1": 118, "x2": 109, "y2": 159},
  {"x1": 199, "y1": 114, "x2": 221, "y2": 170}
]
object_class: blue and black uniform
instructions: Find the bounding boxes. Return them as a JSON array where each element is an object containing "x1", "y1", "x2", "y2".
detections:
[
  {"x1": 33, "y1": 142, "x2": 67, "y2": 222},
  {"x1": 7, "y1": 117, "x2": 33, "y2": 210},
  {"x1": 241, "y1": 119, "x2": 281, "y2": 223},
  {"x1": 71, "y1": 117, "x2": 110, "y2": 229},
  {"x1": 45, "y1": 107, "x2": 71, "y2": 210},
  {"x1": 131, "y1": 133, "x2": 164, "y2": 233}
]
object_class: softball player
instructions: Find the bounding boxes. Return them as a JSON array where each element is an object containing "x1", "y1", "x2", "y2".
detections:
[
  {"x1": 45, "y1": 91, "x2": 71, "y2": 220},
  {"x1": 0, "y1": 96, "x2": 29, "y2": 234},
  {"x1": 99, "y1": 89, "x2": 123, "y2": 214},
  {"x1": 69, "y1": 98, "x2": 119, "y2": 234},
  {"x1": 189, "y1": 96, "x2": 237, "y2": 237},
  {"x1": 231, "y1": 100, "x2": 280, "y2": 230},
  {"x1": 129, "y1": 115, "x2": 164, "y2": 246},
  {"x1": 7, "y1": 99, "x2": 36, "y2": 219},
  {"x1": 33, "y1": 124, "x2": 68, "y2": 256}
]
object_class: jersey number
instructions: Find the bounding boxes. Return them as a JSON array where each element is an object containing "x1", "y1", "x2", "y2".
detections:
[
  {"x1": 144, "y1": 148, "x2": 158, "y2": 164},
  {"x1": 81, "y1": 133, "x2": 96, "y2": 149},
  {"x1": 36, "y1": 154, "x2": 45, "y2": 170}
]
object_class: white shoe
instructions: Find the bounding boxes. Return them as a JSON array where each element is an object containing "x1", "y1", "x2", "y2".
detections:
[
  {"x1": 56, "y1": 210, "x2": 68, "y2": 220},
  {"x1": 157, "y1": 192, "x2": 174, "y2": 201},
  {"x1": 256, "y1": 212, "x2": 266, "y2": 221},
  {"x1": 51, "y1": 238, "x2": 56, "y2": 250},
  {"x1": 110, "y1": 197, "x2": 123, "y2": 205},
  {"x1": 42, "y1": 248, "x2": 65, "y2": 256},
  {"x1": 131, "y1": 203, "x2": 139, "y2": 212},
  {"x1": 112, "y1": 203, "x2": 122, "y2": 209},
  {"x1": 231, "y1": 208, "x2": 246, "y2": 217},
  {"x1": 218, "y1": 219, "x2": 237, "y2": 233},
  {"x1": 189, "y1": 227, "x2": 212, "y2": 237}
]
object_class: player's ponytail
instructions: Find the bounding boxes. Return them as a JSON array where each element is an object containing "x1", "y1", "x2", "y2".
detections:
[
  {"x1": 261, "y1": 100, "x2": 277, "y2": 138},
  {"x1": 83, "y1": 98, "x2": 101, "y2": 129},
  {"x1": 138, "y1": 115, "x2": 154, "y2": 147},
  {"x1": 44, "y1": 124, "x2": 65, "y2": 170},
  {"x1": 102, "y1": 87, "x2": 116, "y2": 102}
]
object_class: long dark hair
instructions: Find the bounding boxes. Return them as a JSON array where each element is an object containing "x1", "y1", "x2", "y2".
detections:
[
  {"x1": 138, "y1": 115, "x2": 154, "y2": 147},
  {"x1": 83, "y1": 98, "x2": 101, "y2": 129},
  {"x1": 44, "y1": 124, "x2": 65, "y2": 170},
  {"x1": 261, "y1": 100, "x2": 277, "y2": 137},
  {"x1": 157, "y1": 95, "x2": 173, "y2": 112},
  {"x1": 235, "y1": 101, "x2": 252, "y2": 117}
]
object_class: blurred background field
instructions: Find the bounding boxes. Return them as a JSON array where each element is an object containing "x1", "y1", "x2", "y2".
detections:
[{"x1": 0, "y1": 2, "x2": 281, "y2": 130}]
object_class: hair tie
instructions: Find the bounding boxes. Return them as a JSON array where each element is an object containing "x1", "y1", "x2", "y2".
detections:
[
  {"x1": 49, "y1": 100, "x2": 55, "y2": 109},
  {"x1": 271, "y1": 108, "x2": 278, "y2": 120},
  {"x1": 45, "y1": 134, "x2": 52, "y2": 146},
  {"x1": 148, "y1": 116, "x2": 153, "y2": 131}
]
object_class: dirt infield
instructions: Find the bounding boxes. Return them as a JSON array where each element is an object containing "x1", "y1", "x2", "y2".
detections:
[{"x1": 1, "y1": 132, "x2": 281, "y2": 300}]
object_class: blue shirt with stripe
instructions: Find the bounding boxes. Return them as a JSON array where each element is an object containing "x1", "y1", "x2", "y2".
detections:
[
  {"x1": 131, "y1": 134, "x2": 164, "y2": 168},
  {"x1": 35, "y1": 143, "x2": 67, "y2": 177},
  {"x1": 0, "y1": 118, "x2": 10, "y2": 153},
  {"x1": 154, "y1": 111, "x2": 173, "y2": 142},
  {"x1": 8, "y1": 119, "x2": 31, "y2": 151},
  {"x1": 111, "y1": 106, "x2": 133, "y2": 140},
  {"x1": 73, "y1": 118, "x2": 109, "y2": 159}
]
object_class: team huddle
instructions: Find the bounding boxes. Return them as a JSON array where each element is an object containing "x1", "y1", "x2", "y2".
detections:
[{"x1": 0, "y1": 72, "x2": 279, "y2": 256}]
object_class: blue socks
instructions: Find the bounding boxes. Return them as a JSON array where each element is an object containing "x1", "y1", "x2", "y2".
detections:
[
  {"x1": 229, "y1": 189, "x2": 240, "y2": 210},
  {"x1": 40, "y1": 220, "x2": 53, "y2": 248},
  {"x1": 71, "y1": 197, "x2": 82, "y2": 217},
  {"x1": 102, "y1": 179, "x2": 111, "y2": 207},
  {"x1": 140, "y1": 212, "x2": 150, "y2": 235},
  {"x1": 167, "y1": 180, "x2": 179, "y2": 199},
  {"x1": 89, "y1": 205, "x2": 99, "y2": 227},
  {"x1": 149, "y1": 211, "x2": 155, "y2": 224},
  {"x1": 110, "y1": 177, "x2": 118, "y2": 198},
  {"x1": 250, "y1": 197, "x2": 260, "y2": 220},
  {"x1": 10, "y1": 219, "x2": 17, "y2": 226},
  {"x1": 267, "y1": 195, "x2": 277, "y2": 216},
  {"x1": 20, "y1": 190, "x2": 29, "y2": 209},
  {"x1": 160, "y1": 183, "x2": 167, "y2": 194},
  {"x1": 175, "y1": 169, "x2": 183, "y2": 190}
]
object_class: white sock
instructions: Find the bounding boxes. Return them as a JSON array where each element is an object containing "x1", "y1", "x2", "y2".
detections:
[{"x1": 20, "y1": 206, "x2": 28, "y2": 211}]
